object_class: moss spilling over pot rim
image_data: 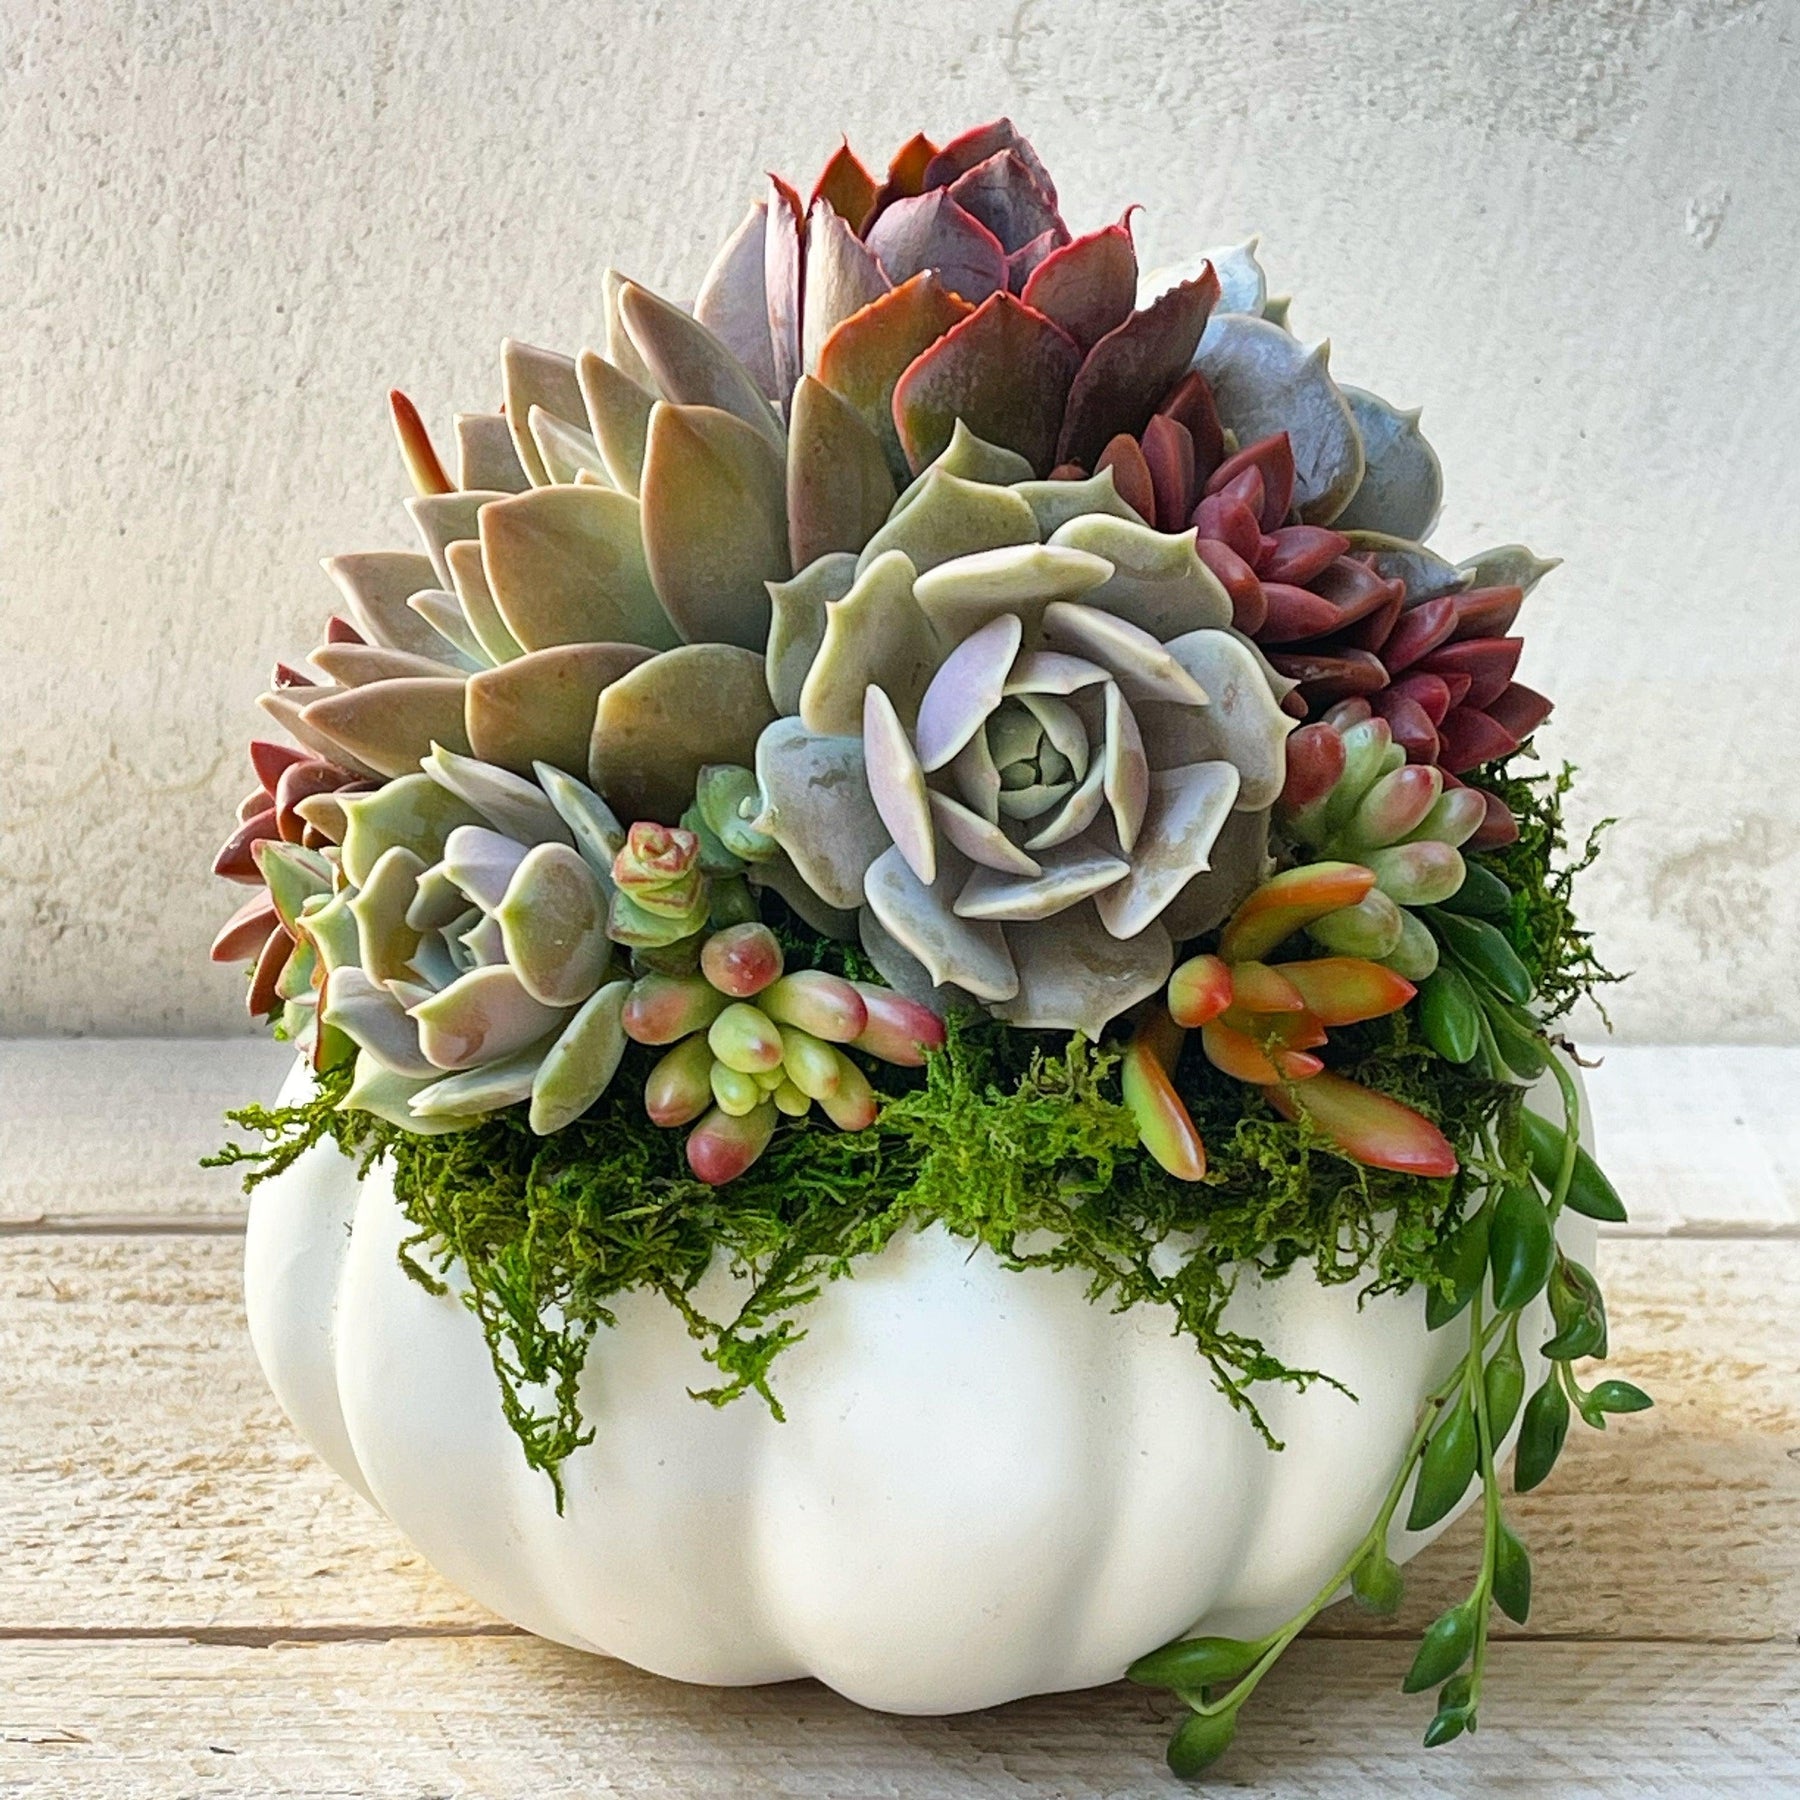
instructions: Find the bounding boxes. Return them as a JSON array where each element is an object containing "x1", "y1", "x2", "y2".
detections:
[{"x1": 213, "y1": 754, "x2": 1608, "y2": 1499}]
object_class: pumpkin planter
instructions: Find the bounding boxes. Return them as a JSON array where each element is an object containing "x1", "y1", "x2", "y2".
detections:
[
  {"x1": 244, "y1": 1061, "x2": 1594, "y2": 1715},
  {"x1": 213, "y1": 120, "x2": 1645, "y2": 1776}
]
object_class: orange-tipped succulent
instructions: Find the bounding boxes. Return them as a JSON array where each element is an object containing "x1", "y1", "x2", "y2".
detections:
[{"x1": 1126, "y1": 864, "x2": 1458, "y2": 1181}]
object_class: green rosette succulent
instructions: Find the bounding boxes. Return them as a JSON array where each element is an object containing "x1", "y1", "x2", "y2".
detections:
[
  {"x1": 273, "y1": 744, "x2": 662, "y2": 1138},
  {"x1": 748, "y1": 428, "x2": 1296, "y2": 1038}
]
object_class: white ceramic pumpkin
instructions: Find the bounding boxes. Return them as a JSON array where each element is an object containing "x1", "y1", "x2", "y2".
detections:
[{"x1": 245, "y1": 1061, "x2": 1592, "y2": 1715}]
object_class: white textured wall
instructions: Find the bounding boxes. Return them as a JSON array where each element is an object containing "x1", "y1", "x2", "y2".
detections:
[{"x1": 1, "y1": 0, "x2": 1794, "y2": 1040}]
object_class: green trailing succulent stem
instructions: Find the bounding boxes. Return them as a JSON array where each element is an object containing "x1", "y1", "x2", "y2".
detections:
[{"x1": 1129, "y1": 1048, "x2": 1651, "y2": 1771}]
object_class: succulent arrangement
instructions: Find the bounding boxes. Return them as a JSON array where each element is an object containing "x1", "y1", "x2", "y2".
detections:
[{"x1": 213, "y1": 120, "x2": 1642, "y2": 1777}]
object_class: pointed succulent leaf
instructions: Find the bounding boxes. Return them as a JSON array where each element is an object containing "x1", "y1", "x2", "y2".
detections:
[
  {"x1": 1014, "y1": 468, "x2": 1143, "y2": 536},
  {"x1": 478, "y1": 482, "x2": 677, "y2": 655},
  {"x1": 442, "y1": 538, "x2": 525, "y2": 664},
  {"x1": 639, "y1": 402, "x2": 789, "y2": 650},
  {"x1": 1145, "y1": 629, "x2": 1296, "y2": 812},
  {"x1": 210, "y1": 891, "x2": 278, "y2": 963},
  {"x1": 863, "y1": 188, "x2": 1007, "y2": 308},
  {"x1": 764, "y1": 175, "x2": 806, "y2": 405},
  {"x1": 1159, "y1": 804, "x2": 1270, "y2": 942},
  {"x1": 892, "y1": 291, "x2": 1082, "y2": 476},
  {"x1": 993, "y1": 900, "x2": 1172, "y2": 1038},
  {"x1": 1041, "y1": 516, "x2": 1229, "y2": 638},
  {"x1": 858, "y1": 470, "x2": 1039, "y2": 577},
  {"x1": 1056, "y1": 271, "x2": 1220, "y2": 470},
  {"x1": 802, "y1": 200, "x2": 892, "y2": 376},
  {"x1": 913, "y1": 612, "x2": 1022, "y2": 770},
  {"x1": 786, "y1": 374, "x2": 899, "y2": 569},
  {"x1": 911, "y1": 542, "x2": 1111, "y2": 646},
  {"x1": 529, "y1": 405, "x2": 607, "y2": 485},
  {"x1": 422, "y1": 744, "x2": 572, "y2": 847},
  {"x1": 1039, "y1": 602, "x2": 1206, "y2": 707},
  {"x1": 1263, "y1": 1070, "x2": 1458, "y2": 1177},
  {"x1": 1196, "y1": 316, "x2": 1364, "y2": 524},
  {"x1": 693, "y1": 201, "x2": 780, "y2": 401},
  {"x1": 954, "y1": 843, "x2": 1128, "y2": 923},
  {"x1": 577, "y1": 350, "x2": 658, "y2": 497},
  {"x1": 1124, "y1": 1008, "x2": 1206, "y2": 1181},
  {"x1": 1220, "y1": 861, "x2": 1378, "y2": 963},
  {"x1": 1457, "y1": 543, "x2": 1561, "y2": 596},
  {"x1": 410, "y1": 964, "x2": 572, "y2": 1072},
  {"x1": 338, "y1": 1053, "x2": 464, "y2": 1135},
  {"x1": 863, "y1": 843, "x2": 1018, "y2": 1001},
  {"x1": 454, "y1": 413, "x2": 530, "y2": 494},
  {"x1": 1095, "y1": 760, "x2": 1239, "y2": 939},
  {"x1": 590, "y1": 644, "x2": 776, "y2": 824},
  {"x1": 766, "y1": 553, "x2": 856, "y2": 714},
  {"x1": 927, "y1": 789, "x2": 1039, "y2": 875},
  {"x1": 533, "y1": 762, "x2": 625, "y2": 880},
  {"x1": 320, "y1": 967, "x2": 436, "y2": 1078},
  {"x1": 501, "y1": 340, "x2": 587, "y2": 488},
  {"x1": 257, "y1": 690, "x2": 381, "y2": 782},
  {"x1": 346, "y1": 845, "x2": 424, "y2": 983},
  {"x1": 323, "y1": 551, "x2": 463, "y2": 662},
  {"x1": 896, "y1": 419, "x2": 1037, "y2": 501},
  {"x1": 1332, "y1": 387, "x2": 1443, "y2": 541},
  {"x1": 1101, "y1": 682, "x2": 1150, "y2": 852},
  {"x1": 528, "y1": 978, "x2": 631, "y2": 1133},
  {"x1": 1339, "y1": 531, "x2": 1466, "y2": 606},
  {"x1": 922, "y1": 118, "x2": 1056, "y2": 204},
  {"x1": 862, "y1": 685, "x2": 936, "y2": 883},
  {"x1": 753, "y1": 720, "x2": 887, "y2": 910},
  {"x1": 800, "y1": 551, "x2": 940, "y2": 739},
  {"x1": 943, "y1": 150, "x2": 1063, "y2": 256},
  {"x1": 1278, "y1": 956, "x2": 1415, "y2": 1026},
  {"x1": 337, "y1": 775, "x2": 483, "y2": 887},
  {"x1": 811, "y1": 140, "x2": 879, "y2": 232},
  {"x1": 493, "y1": 843, "x2": 612, "y2": 1007},
  {"x1": 618, "y1": 281, "x2": 784, "y2": 453},
  {"x1": 1019, "y1": 220, "x2": 1137, "y2": 355},
  {"x1": 301, "y1": 678, "x2": 471, "y2": 780},
  {"x1": 411, "y1": 1045, "x2": 551, "y2": 1119},
  {"x1": 405, "y1": 589, "x2": 485, "y2": 665},
  {"x1": 466, "y1": 642, "x2": 651, "y2": 778},
  {"x1": 252, "y1": 839, "x2": 332, "y2": 935},
  {"x1": 816, "y1": 273, "x2": 973, "y2": 481}
]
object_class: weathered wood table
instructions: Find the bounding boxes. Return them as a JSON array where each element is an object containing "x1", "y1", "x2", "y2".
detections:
[{"x1": 3, "y1": 1041, "x2": 1796, "y2": 1796}]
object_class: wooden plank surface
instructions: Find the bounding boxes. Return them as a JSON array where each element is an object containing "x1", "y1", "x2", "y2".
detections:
[
  {"x1": 2, "y1": 1640, "x2": 1794, "y2": 1799},
  {"x1": 1, "y1": 1040, "x2": 1795, "y2": 1795}
]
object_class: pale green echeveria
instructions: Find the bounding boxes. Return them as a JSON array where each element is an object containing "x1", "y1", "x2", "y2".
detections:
[
  {"x1": 302, "y1": 744, "x2": 639, "y2": 1137},
  {"x1": 263, "y1": 276, "x2": 807, "y2": 829},
  {"x1": 750, "y1": 431, "x2": 1294, "y2": 1039},
  {"x1": 1139, "y1": 238, "x2": 1441, "y2": 538}
]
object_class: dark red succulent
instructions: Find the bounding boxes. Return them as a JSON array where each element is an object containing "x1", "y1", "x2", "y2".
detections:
[
  {"x1": 1053, "y1": 402, "x2": 1549, "y2": 847},
  {"x1": 210, "y1": 737, "x2": 366, "y2": 1017}
]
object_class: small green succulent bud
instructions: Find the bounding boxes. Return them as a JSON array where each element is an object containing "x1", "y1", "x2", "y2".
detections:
[
  {"x1": 689, "y1": 764, "x2": 777, "y2": 867},
  {"x1": 1364, "y1": 841, "x2": 1466, "y2": 908},
  {"x1": 709, "y1": 1059, "x2": 764, "y2": 1117},
  {"x1": 1306, "y1": 888, "x2": 1405, "y2": 958},
  {"x1": 707, "y1": 1002, "x2": 785, "y2": 1074},
  {"x1": 778, "y1": 1025, "x2": 843, "y2": 1101}
]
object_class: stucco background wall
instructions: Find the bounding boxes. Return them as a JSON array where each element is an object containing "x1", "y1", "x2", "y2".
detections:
[{"x1": 1, "y1": 0, "x2": 1795, "y2": 1040}]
